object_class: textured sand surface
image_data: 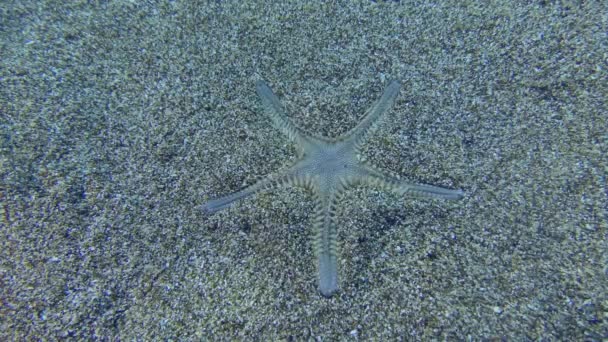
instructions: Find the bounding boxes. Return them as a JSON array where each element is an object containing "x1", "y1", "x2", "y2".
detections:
[{"x1": 1, "y1": 1, "x2": 606, "y2": 339}]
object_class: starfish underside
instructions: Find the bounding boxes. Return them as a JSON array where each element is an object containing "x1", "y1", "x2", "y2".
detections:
[{"x1": 202, "y1": 80, "x2": 463, "y2": 297}]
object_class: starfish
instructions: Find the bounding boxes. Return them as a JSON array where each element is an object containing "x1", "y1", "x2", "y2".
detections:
[{"x1": 201, "y1": 80, "x2": 463, "y2": 297}]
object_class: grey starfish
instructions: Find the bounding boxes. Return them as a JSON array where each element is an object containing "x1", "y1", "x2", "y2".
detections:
[{"x1": 202, "y1": 80, "x2": 463, "y2": 297}]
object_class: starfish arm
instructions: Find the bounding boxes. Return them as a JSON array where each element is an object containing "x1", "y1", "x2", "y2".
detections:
[
  {"x1": 343, "y1": 80, "x2": 401, "y2": 148},
  {"x1": 256, "y1": 80, "x2": 305, "y2": 146},
  {"x1": 361, "y1": 165, "x2": 464, "y2": 200},
  {"x1": 311, "y1": 189, "x2": 340, "y2": 297},
  {"x1": 395, "y1": 182, "x2": 464, "y2": 200},
  {"x1": 200, "y1": 165, "x2": 313, "y2": 214},
  {"x1": 200, "y1": 181, "x2": 267, "y2": 214}
]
